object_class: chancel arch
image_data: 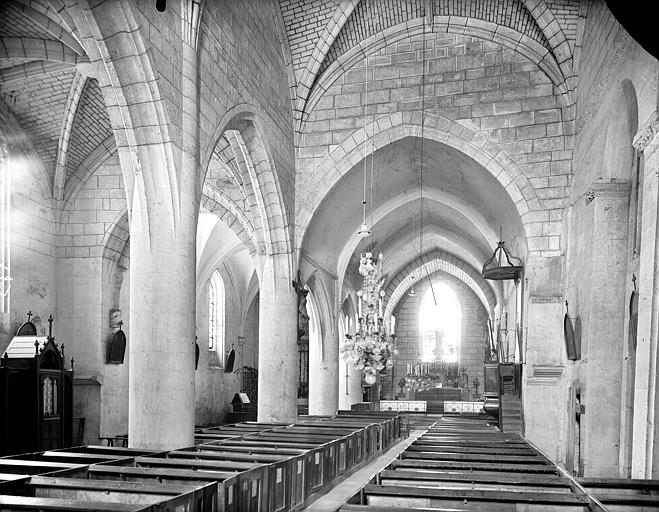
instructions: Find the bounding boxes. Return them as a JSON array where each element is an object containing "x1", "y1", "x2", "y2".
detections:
[
  {"x1": 297, "y1": 113, "x2": 537, "y2": 253},
  {"x1": 384, "y1": 250, "x2": 498, "y2": 320},
  {"x1": 418, "y1": 281, "x2": 462, "y2": 363},
  {"x1": 383, "y1": 271, "x2": 490, "y2": 402}
]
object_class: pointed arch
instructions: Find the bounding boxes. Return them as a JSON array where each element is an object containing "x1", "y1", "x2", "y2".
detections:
[
  {"x1": 202, "y1": 106, "x2": 293, "y2": 258},
  {"x1": 294, "y1": 0, "x2": 359, "y2": 131},
  {"x1": 54, "y1": 72, "x2": 86, "y2": 200},
  {"x1": 297, "y1": 111, "x2": 538, "y2": 250},
  {"x1": 307, "y1": 16, "x2": 570, "y2": 124},
  {"x1": 384, "y1": 249, "x2": 497, "y2": 320}
]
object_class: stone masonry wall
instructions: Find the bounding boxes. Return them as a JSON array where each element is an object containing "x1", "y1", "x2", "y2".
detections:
[
  {"x1": 198, "y1": 0, "x2": 296, "y2": 231},
  {"x1": 297, "y1": 30, "x2": 571, "y2": 257}
]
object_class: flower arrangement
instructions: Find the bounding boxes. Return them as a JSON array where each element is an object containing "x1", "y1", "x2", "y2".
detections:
[
  {"x1": 340, "y1": 252, "x2": 398, "y2": 384},
  {"x1": 341, "y1": 332, "x2": 396, "y2": 385}
]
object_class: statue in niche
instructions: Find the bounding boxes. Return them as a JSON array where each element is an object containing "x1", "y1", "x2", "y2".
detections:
[
  {"x1": 292, "y1": 275, "x2": 310, "y2": 399},
  {"x1": 109, "y1": 309, "x2": 122, "y2": 329},
  {"x1": 292, "y1": 279, "x2": 309, "y2": 345}
]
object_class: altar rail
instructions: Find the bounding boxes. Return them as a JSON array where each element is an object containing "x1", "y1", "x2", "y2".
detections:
[{"x1": 0, "y1": 412, "x2": 401, "y2": 512}]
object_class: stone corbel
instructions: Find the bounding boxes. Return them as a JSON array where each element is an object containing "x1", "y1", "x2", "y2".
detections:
[{"x1": 585, "y1": 180, "x2": 631, "y2": 205}]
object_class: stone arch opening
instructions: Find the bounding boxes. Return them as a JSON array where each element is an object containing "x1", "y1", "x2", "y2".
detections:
[
  {"x1": 419, "y1": 281, "x2": 462, "y2": 363},
  {"x1": 297, "y1": 114, "x2": 536, "y2": 255}
]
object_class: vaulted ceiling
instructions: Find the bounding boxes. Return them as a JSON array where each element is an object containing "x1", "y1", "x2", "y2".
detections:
[{"x1": 0, "y1": 0, "x2": 114, "y2": 200}]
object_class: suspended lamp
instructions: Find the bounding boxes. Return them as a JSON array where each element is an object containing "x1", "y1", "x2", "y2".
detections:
[
  {"x1": 482, "y1": 234, "x2": 523, "y2": 281},
  {"x1": 340, "y1": 252, "x2": 397, "y2": 384},
  {"x1": 356, "y1": 1, "x2": 374, "y2": 239}
]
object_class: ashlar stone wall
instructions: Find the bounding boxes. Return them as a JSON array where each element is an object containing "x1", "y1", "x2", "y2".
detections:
[{"x1": 297, "y1": 30, "x2": 571, "y2": 258}]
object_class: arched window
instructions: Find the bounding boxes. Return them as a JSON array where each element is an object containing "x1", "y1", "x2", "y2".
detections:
[
  {"x1": 0, "y1": 145, "x2": 9, "y2": 315},
  {"x1": 419, "y1": 282, "x2": 461, "y2": 363},
  {"x1": 208, "y1": 270, "x2": 224, "y2": 355}
]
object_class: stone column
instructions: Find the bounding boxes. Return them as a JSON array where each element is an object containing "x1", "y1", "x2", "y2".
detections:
[
  {"x1": 257, "y1": 253, "x2": 298, "y2": 423},
  {"x1": 128, "y1": 194, "x2": 197, "y2": 449},
  {"x1": 338, "y1": 296, "x2": 363, "y2": 410},
  {"x1": 128, "y1": 0, "x2": 201, "y2": 450},
  {"x1": 348, "y1": 362, "x2": 364, "y2": 406},
  {"x1": 632, "y1": 120, "x2": 659, "y2": 478},
  {"x1": 308, "y1": 314, "x2": 339, "y2": 415},
  {"x1": 307, "y1": 274, "x2": 339, "y2": 415},
  {"x1": 582, "y1": 180, "x2": 631, "y2": 477},
  {"x1": 523, "y1": 256, "x2": 568, "y2": 465}
]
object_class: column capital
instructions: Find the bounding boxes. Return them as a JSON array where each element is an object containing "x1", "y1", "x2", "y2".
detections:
[{"x1": 585, "y1": 180, "x2": 631, "y2": 205}]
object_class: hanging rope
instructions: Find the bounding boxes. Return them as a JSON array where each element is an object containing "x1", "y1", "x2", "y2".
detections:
[{"x1": 417, "y1": 13, "x2": 439, "y2": 307}]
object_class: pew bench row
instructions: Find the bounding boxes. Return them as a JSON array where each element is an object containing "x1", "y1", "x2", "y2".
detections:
[
  {"x1": 341, "y1": 415, "x2": 617, "y2": 512},
  {"x1": 0, "y1": 411, "x2": 402, "y2": 512}
]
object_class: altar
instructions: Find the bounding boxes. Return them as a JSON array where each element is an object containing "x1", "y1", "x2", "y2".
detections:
[{"x1": 414, "y1": 386, "x2": 464, "y2": 402}]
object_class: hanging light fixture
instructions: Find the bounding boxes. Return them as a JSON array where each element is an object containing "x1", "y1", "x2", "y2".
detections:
[
  {"x1": 410, "y1": 13, "x2": 439, "y2": 307},
  {"x1": 340, "y1": 252, "x2": 397, "y2": 384},
  {"x1": 342, "y1": 0, "x2": 397, "y2": 384},
  {"x1": 482, "y1": 228, "x2": 524, "y2": 281},
  {"x1": 357, "y1": 0, "x2": 373, "y2": 239}
]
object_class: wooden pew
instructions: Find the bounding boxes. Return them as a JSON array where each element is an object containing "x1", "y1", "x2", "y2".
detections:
[
  {"x1": 390, "y1": 458, "x2": 560, "y2": 475},
  {"x1": 124, "y1": 456, "x2": 268, "y2": 512},
  {"x1": 358, "y1": 483, "x2": 591, "y2": 511},
  {"x1": 0, "y1": 475, "x2": 216, "y2": 511},
  {"x1": 341, "y1": 415, "x2": 599, "y2": 512},
  {"x1": 0, "y1": 459, "x2": 88, "y2": 476},
  {"x1": 1, "y1": 413, "x2": 404, "y2": 512},
  {"x1": 87, "y1": 465, "x2": 239, "y2": 512},
  {"x1": 577, "y1": 478, "x2": 659, "y2": 512},
  {"x1": 377, "y1": 469, "x2": 573, "y2": 493},
  {"x1": 0, "y1": 495, "x2": 151, "y2": 511}
]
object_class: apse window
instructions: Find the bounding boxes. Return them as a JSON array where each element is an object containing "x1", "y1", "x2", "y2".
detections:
[
  {"x1": 208, "y1": 270, "x2": 225, "y2": 357},
  {"x1": 419, "y1": 282, "x2": 460, "y2": 363}
]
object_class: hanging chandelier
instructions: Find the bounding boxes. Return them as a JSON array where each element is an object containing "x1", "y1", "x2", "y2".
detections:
[
  {"x1": 340, "y1": 252, "x2": 397, "y2": 384},
  {"x1": 482, "y1": 230, "x2": 523, "y2": 280}
]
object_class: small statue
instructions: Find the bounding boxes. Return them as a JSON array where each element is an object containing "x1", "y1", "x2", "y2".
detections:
[{"x1": 109, "y1": 309, "x2": 122, "y2": 329}]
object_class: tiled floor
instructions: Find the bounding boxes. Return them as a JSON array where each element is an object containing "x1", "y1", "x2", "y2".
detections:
[{"x1": 302, "y1": 428, "x2": 429, "y2": 511}]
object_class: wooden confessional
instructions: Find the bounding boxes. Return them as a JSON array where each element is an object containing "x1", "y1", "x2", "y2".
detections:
[{"x1": 0, "y1": 314, "x2": 73, "y2": 455}]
